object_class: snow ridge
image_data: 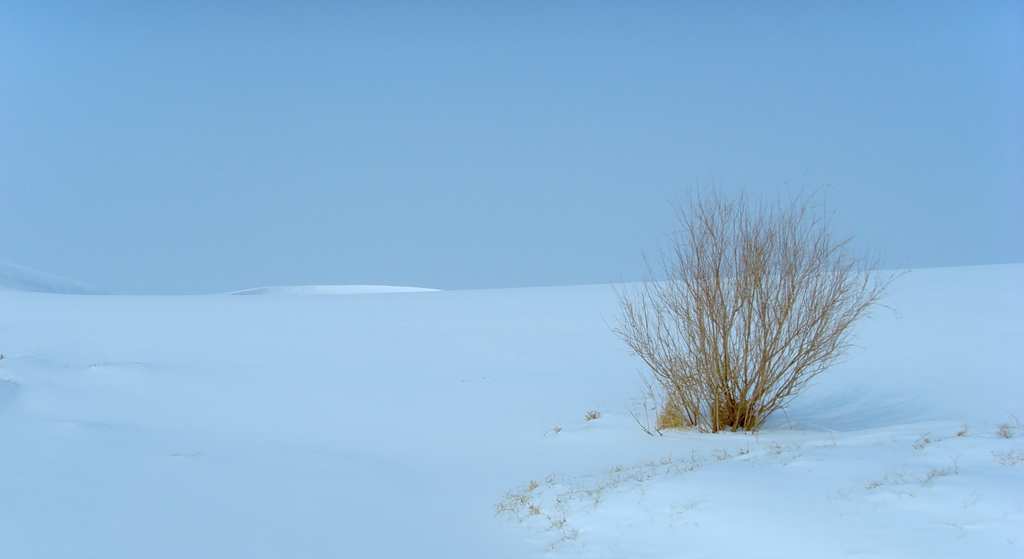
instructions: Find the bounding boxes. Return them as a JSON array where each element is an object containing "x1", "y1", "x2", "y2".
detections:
[
  {"x1": 228, "y1": 285, "x2": 439, "y2": 295},
  {"x1": 0, "y1": 261, "x2": 105, "y2": 294}
]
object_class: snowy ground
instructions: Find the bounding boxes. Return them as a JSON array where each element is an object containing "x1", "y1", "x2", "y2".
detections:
[{"x1": 0, "y1": 263, "x2": 1020, "y2": 558}]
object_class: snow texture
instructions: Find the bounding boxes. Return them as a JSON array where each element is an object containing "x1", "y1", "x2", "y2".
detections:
[
  {"x1": 228, "y1": 285, "x2": 438, "y2": 295},
  {"x1": 0, "y1": 260, "x2": 106, "y2": 294},
  {"x1": 0, "y1": 264, "x2": 1021, "y2": 558}
]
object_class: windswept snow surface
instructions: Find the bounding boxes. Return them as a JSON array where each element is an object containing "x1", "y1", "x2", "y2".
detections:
[
  {"x1": 0, "y1": 260, "x2": 105, "y2": 294},
  {"x1": 0, "y1": 264, "x2": 1021, "y2": 558}
]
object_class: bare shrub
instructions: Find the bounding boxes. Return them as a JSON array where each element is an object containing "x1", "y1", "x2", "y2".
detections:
[
  {"x1": 995, "y1": 415, "x2": 1020, "y2": 439},
  {"x1": 615, "y1": 186, "x2": 900, "y2": 432}
]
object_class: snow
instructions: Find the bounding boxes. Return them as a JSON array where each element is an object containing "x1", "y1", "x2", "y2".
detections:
[
  {"x1": 0, "y1": 264, "x2": 1021, "y2": 558},
  {"x1": 0, "y1": 260, "x2": 106, "y2": 294},
  {"x1": 228, "y1": 285, "x2": 438, "y2": 295}
]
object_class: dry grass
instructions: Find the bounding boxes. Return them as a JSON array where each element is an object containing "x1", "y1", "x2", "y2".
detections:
[
  {"x1": 995, "y1": 416, "x2": 1019, "y2": 439},
  {"x1": 496, "y1": 438, "x2": 823, "y2": 548},
  {"x1": 992, "y1": 446, "x2": 1024, "y2": 466},
  {"x1": 495, "y1": 453, "x2": 714, "y2": 548},
  {"x1": 615, "y1": 186, "x2": 900, "y2": 432},
  {"x1": 865, "y1": 457, "x2": 959, "y2": 491},
  {"x1": 656, "y1": 391, "x2": 688, "y2": 430}
]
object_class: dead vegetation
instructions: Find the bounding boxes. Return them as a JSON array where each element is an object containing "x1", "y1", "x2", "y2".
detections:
[{"x1": 615, "y1": 186, "x2": 900, "y2": 432}]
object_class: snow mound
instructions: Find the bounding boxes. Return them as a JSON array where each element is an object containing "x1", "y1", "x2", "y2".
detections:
[
  {"x1": 0, "y1": 261, "x2": 105, "y2": 294},
  {"x1": 228, "y1": 285, "x2": 439, "y2": 295}
]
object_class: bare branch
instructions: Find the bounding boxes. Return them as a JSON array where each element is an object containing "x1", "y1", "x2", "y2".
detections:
[{"x1": 614, "y1": 186, "x2": 902, "y2": 433}]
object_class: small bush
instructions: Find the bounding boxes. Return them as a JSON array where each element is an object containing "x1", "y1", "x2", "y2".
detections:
[
  {"x1": 656, "y1": 390, "x2": 688, "y2": 430},
  {"x1": 995, "y1": 415, "x2": 1020, "y2": 439},
  {"x1": 615, "y1": 186, "x2": 899, "y2": 432}
]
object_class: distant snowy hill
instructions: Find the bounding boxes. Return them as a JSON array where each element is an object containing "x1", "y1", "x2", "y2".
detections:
[
  {"x1": 229, "y1": 285, "x2": 438, "y2": 295},
  {"x1": 0, "y1": 261, "x2": 105, "y2": 294}
]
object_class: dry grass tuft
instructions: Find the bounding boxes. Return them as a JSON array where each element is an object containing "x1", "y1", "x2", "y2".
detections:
[
  {"x1": 994, "y1": 415, "x2": 1021, "y2": 439},
  {"x1": 656, "y1": 391, "x2": 689, "y2": 430},
  {"x1": 992, "y1": 446, "x2": 1024, "y2": 466}
]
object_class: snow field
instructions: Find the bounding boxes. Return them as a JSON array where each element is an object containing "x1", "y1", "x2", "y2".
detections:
[{"x1": 0, "y1": 264, "x2": 1021, "y2": 557}]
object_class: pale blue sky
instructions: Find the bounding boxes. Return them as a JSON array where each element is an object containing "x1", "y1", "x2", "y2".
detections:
[{"x1": 2, "y1": 1, "x2": 1021, "y2": 294}]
